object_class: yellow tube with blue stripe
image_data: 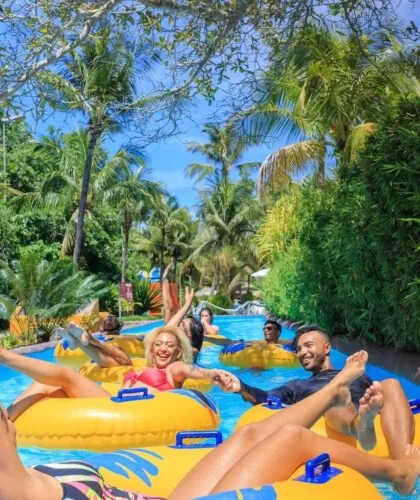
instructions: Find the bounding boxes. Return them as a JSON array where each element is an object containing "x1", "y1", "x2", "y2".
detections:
[
  {"x1": 84, "y1": 432, "x2": 380, "y2": 499},
  {"x1": 219, "y1": 341, "x2": 299, "y2": 369}
]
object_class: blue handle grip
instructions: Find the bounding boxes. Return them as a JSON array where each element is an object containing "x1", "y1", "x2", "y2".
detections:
[
  {"x1": 294, "y1": 453, "x2": 342, "y2": 484},
  {"x1": 305, "y1": 453, "x2": 330, "y2": 479},
  {"x1": 171, "y1": 431, "x2": 223, "y2": 449},
  {"x1": 111, "y1": 387, "x2": 154, "y2": 403},
  {"x1": 409, "y1": 399, "x2": 420, "y2": 415},
  {"x1": 263, "y1": 395, "x2": 284, "y2": 410},
  {"x1": 62, "y1": 339, "x2": 69, "y2": 350}
]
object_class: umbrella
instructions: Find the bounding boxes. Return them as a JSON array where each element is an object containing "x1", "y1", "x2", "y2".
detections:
[
  {"x1": 251, "y1": 268, "x2": 270, "y2": 278},
  {"x1": 195, "y1": 287, "x2": 216, "y2": 297}
]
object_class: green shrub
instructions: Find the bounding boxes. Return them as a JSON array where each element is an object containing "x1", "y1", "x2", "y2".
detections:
[
  {"x1": 206, "y1": 293, "x2": 232, "y2": 314},
  {"x1": 262, "y1": 96, "x2": 420, "y2": 349},
  {"x1": 242, "y1": 290, "x2": 254, "y2": 302},
  {"x1": 0, "y1": 253, "x2": 108, "y2": 341},
  {"x1": 100, "y1": 283, "x2": 120, "y2": 315}
]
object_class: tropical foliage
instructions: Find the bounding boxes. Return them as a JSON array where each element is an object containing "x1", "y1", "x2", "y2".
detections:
[
  {"x1": 236, "y1": 27, "x2": 418, "y2": 195},
  {"x1": 262, "y1": 96, "x2": 420, "y2": 349},
  {"x1": 0, "y1": 252, "x2": 107, "y2": 338},
  {"x1": 1, "y1": 18, "x2": 419, "y2": 357}
]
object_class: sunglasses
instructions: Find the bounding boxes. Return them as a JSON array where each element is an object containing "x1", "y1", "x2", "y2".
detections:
[{"x1": 263, "y1": 326, "x2": 276, "y2": 331}]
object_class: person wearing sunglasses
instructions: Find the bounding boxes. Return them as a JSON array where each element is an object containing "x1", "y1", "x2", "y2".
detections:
[{"x1": 203, "y1": 318, "x2": 289, "y2": 347}]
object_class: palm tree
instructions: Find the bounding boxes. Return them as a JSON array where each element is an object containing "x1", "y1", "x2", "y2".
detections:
[
  {"x1": 40, "y1": 34, "x2": 158, "y2": 268},
  {"x1": 20, "y1": 131, "x2": 142, "y2": 258},
  {"x1": 186, "y1": 179, "x2": 261, "y2": 294},
  {"x1": 138, "y1": 195, "x2": 190, "y2": 282},
  {"x1": 102, "y1": 150, "x2": 160, "y2": 283},
  {"x1": 185, "y1": 123, "x2": 260, "y2": 186},
  {"x1": 235, "y1": 28, "x2": 418, "y2": 195}
]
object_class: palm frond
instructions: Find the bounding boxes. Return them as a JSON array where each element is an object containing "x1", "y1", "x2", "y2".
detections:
[{"x1": 258, "y1": 140, "x2": 324, "y2": 196}]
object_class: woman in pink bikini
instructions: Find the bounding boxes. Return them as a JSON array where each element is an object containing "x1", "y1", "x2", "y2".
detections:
[{"x1": 0, "y1": 326, "x2": 231, "y2": 422}]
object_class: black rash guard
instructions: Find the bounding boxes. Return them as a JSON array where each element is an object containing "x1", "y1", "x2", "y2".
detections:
[{"x1": 238, "y1": 369, "x2": 373, "y2": 407}]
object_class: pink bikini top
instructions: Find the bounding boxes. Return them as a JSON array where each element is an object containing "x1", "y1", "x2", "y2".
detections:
[{"x1": 122, "y1": 367, "x2": 174, "y2": 391}]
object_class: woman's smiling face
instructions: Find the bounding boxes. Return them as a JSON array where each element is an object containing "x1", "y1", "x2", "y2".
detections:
[{"x1": 151, "y1": 332, "x2": 181, "y2": 368}]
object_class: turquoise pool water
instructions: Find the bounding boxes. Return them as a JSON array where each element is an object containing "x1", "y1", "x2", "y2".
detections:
[{"x1": 1, "y1": 315, "x2": 419, "y2": 498}]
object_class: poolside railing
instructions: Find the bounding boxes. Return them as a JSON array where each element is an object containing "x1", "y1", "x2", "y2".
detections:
[{"x1": 192, "y1": 300, "x2": 266, "y2": 316}]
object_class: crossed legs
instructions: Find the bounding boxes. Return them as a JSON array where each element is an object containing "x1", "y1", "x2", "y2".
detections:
[
  {"x1": 170, "y1": 352, "x2": 420, "y2": 499},
  {"x1": 323, "y1": 378, "x2": 414, "y2": 458}
]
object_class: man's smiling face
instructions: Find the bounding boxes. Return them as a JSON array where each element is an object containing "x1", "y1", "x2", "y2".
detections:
[{"x1": 295, "y1": 331, "x2": 331, "y2": 372}]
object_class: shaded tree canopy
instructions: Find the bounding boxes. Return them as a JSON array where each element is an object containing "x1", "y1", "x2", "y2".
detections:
[{"x1": 0, "y1": 0, "x2": 407, "y2": 109}]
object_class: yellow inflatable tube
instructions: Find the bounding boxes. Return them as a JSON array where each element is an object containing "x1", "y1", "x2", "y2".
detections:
[
  {"x1": 15, "y1": 388, "x2": 220, "y2": 451},
  {"x1": 195, "y1": 462, "x2": 380, "y2": 500},
  {"x1": 236, "y1": 396, "x2": 420, "y2": 457},
  {"x1": 84, "y1": 432, "x2": 379, "y2": 499},
  {"x1": 79, "y1": 359, "x2": 213, "y2": 392},
  {"x1": 219, "y1": 341, "x2": 299, "y2": 369},
  {"x1": 54, "y1": 335, "x2": 145, "y2": 368}
]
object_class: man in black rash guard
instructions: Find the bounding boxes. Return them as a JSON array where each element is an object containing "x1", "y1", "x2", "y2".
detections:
[{"x1": 224, "y1": 325, "x2": 415, "y2": 459}]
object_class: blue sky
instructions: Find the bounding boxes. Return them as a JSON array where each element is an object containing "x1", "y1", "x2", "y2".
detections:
[{"x1": 25, "y1": 0, "x2": 419, "y2": 209}]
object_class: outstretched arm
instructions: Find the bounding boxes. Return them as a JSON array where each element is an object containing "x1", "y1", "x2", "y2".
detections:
[
  {"x1": 162, "y1": 259, "x2": 175, "y2": 324},
  {"x1": 167, "y1": 286, "x2": 195, "y2": 327},
  {"x1": 203, "y1": 335, "x2": 232, "y2": 346},
  {"x1": 170, "y1": 362, "x2": 232, "y2": 387}
]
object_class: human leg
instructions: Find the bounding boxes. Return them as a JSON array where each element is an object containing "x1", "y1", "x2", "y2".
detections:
[
  {"x1": 380, "y1": 378, "x2": 415, "y2": 458},
  {"x1": 196, "y1": 425, "x2": 420, "y2": 497},
  {"x1": 0, "y1": 348, "x2": 109, "y2": 420},
  {"x1": 7, "y1": 382, "x2": 67, "y2": 421},
  {"x1": 324, "y1": 380, "x2": 385, "y2": 452},
  {"x1": 67, "y1": 324, "x2": 132, "y2": 367},
  {"x1": 169, "y1": 351, "x2": 368, "y2": 499}
]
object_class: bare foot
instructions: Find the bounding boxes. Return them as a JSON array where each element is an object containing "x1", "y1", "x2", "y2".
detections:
[
  {"x1": 336, "y1": 350, "x2": 368, "y2": 385},
  {"x1": 68, "y1": 323, "x2": 90, "y2": 346},
  {"x1": 356, "y1": 381, "x2": 383, "y2": 451},
  {"x1": 328, "y1": 351, "x2": 368, "y2": 407},
  {"x1": 393, "y1": 444, "x2": 420, "y2": 496}
]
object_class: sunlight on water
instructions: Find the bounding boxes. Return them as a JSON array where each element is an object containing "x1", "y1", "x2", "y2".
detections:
[{"x1": 1, "y1": 315, "x2": 419, "y2": 498}]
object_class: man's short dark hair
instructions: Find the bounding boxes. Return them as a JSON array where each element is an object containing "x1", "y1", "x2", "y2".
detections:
[
  {"x1": 292, "y1": 324, "x2": 330, "y2": 351},
  {"x1": 264, "y1": 319, "x2": 281, "y2": 334}
]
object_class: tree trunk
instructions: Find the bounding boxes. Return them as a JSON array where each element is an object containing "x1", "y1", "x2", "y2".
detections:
[
  {"x1": 317, "y1": 141, "x2": 326, "y2": 189},
  {"x1": 173, "y1": 257, "x2": 177, "y2": 281},
  {"x1": 73, "y1": 123, "x2": 102, "y2": 270},
  {"x1": 159, "y1": 230, "x2": 165, "y2": 285},
  {"x1": 121, "y1": 219, "x2": 131, "y2": 283},
  {"x1": 210, "y1": 261, "x2": 220, "y2": 295}
]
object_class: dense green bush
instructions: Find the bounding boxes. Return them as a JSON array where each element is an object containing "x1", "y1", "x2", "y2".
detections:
[
  {"x1": 99, "y1": 283, "x2": 120, "y2": 315},
  {"x1": 264, "y1": 97, "x2": 420, "y2": 349}
]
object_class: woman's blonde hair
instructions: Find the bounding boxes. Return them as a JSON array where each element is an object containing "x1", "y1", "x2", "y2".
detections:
[{"x1": 144, "y1": 325, "x2": 193, "y2": 366}]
